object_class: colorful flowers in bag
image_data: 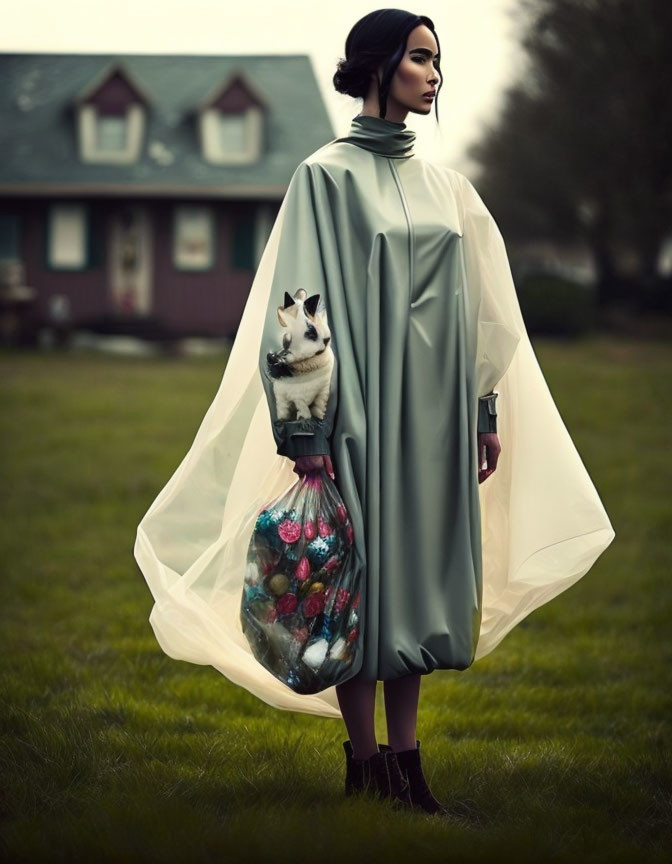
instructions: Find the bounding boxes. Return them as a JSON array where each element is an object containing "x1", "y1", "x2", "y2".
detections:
[{"x1": 240, "y1": 468, "x2": 363, "y2": 695}]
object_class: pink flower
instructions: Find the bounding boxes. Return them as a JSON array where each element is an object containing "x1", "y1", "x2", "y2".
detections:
[
  {"x1": 267, "y1": 607, "x2": 278, "y2": 623},
  {"x1": 347, "y1": 625, "x2": 359, "y2": 643},
  {"x1": 278, "y1": 520, "x2": 302, "y2": 543},
  {"x1": 353, "y1": 591, "x2": 361, "y2": 609},
  {"x1": 303, "y1": 592, "x2": 326, "y2": 618},
  {"x1": 303, "y1": 520, "x2": 316, "y2": 541},
  {"x1": 318, "y1": 517, "x2": 333, "y2": 537},
  {"x1": 324, "y1": 555, "x2": 341, "y2": 573},
  {"x1": 345, "y1": 522, "x2": 354, "y2": 546},
  {"x1": 276, "y1": 593, "x2": 298, "y2": 615},
  {"x1": 292, "y1": 626, "x2": 309, "y2": 644},
  {"x1": 295, "y1": 556, "x2": 311, "y2": 582},
  {"x1": 334, "y1": 586, "x2": 351, "y2": 614},
  {"x1": 336, "y1": 503, "x2": 348, "y2": 523}
]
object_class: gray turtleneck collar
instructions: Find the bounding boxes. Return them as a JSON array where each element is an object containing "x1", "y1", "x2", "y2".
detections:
[{"x1": 334, "y1": 113, "x2": 416, "y2": 159}]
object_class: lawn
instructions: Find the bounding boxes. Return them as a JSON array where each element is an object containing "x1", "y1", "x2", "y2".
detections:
[{"x1": 1, "y1": 334, "x2": 670, "y2": 863}]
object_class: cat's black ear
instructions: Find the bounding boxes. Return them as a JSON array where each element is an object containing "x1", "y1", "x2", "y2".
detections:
[
  {"x1": 283, "y1": 292, "x2": 296, "y2": 309},
  {"x1": 303, "y1": 293, "x2": 321, "y2": 318}
]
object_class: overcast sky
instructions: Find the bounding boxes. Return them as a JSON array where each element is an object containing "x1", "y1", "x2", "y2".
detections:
[{"x1": 1, "y1": 0, "x2": 525, "y2": 171}]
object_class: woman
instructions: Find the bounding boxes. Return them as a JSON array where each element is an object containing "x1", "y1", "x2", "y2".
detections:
[
  {"x1": 259, "y1": 11, "x2": 503, "y2": 816},
  {"x1": 135, "y1": 9, "x2": 615, "y2": 818}
]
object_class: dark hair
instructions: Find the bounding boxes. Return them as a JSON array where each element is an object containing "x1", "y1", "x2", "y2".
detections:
[{"x1": 333, "y1": 8, "x2": 442, "y2": 122}]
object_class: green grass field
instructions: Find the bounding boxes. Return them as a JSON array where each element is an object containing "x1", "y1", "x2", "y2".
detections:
[{"x1": 1, "y1": 335, "x2": 670, "y2": 863}]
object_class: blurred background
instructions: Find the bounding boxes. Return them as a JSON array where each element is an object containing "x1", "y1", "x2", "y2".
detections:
[
  {"x1": 3, "y1": 0, "x2": 669, "y2": 350},
  {"x1": 1, "y1": 1, "x2": 670, "y2": 861}
]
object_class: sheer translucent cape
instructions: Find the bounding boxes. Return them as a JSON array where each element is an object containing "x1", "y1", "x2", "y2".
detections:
[{"x1": 133, "y1": 148, "x2": 615, "y2": 719}]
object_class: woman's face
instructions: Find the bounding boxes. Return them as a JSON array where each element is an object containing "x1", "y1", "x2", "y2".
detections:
[{"x1": 380, "y1": 24, "x2": 441, "y2": 117}]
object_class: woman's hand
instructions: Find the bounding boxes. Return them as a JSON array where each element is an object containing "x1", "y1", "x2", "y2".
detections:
[
  {"x1": 478, "y1": 432, "x2": 501, "y2": 484},
  {"x1": 294, "y1": 454, "x2": 335, "y2": 480}
]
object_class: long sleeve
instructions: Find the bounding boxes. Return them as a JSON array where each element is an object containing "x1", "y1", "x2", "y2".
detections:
[
  {"x1": 453, "y1": 170, "x2": 524, "y2": 441},
  {"x1": 258, "y1": 162, "x2": 339, "y2": 461}
]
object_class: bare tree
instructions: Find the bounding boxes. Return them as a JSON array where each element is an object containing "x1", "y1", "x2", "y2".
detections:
[{"x1": 468, "y1": 0, "x2": 672, "y2": 308}]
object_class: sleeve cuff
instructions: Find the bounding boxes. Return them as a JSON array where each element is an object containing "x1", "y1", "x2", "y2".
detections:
[
  {"x1": 274, "y1": 418, "x2": 331, "y2": 459},
  {"x1": 478, "y1": 392, "x2": 498, "y2": 434}
]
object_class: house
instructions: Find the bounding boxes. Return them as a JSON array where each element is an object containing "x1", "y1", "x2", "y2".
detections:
[{"x1": 0, "y1": 53, "x2": 335, "y2": 343}]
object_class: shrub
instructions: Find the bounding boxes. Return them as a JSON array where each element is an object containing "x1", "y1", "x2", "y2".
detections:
[{"x1": 516, "y1": 273, "x2": 597, "y2": 337}]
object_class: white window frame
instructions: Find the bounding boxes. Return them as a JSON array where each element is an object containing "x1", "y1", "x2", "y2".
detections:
[
  {"x1": 78, "y1": 104, "x2": 144, "y2": 164},
  {"x1": 200, "y1": 106, "x2": 263, "y2": 165},
  {"x1": 47, "y1": 203, "x2": 88, "y2": 270},
  {"x1": 172, "y1": 205, "x2": 216, "y2": 271}
]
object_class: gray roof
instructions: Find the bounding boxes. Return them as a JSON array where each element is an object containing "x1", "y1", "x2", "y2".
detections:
[{"x1": 0, "y1": 53, "x2": 336, "y2": 198}]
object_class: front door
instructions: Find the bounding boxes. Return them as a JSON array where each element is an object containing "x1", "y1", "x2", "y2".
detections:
[{"x1": 108, "y1": 204, "x2": 153, "y2": 316}]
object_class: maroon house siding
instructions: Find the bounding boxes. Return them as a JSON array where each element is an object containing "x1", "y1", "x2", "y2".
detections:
[
  {"x1": 12, "y1": 198, "x2": 108, "y2": 324},
  {"x1": 151, "y1": 198, "x2": 278, "y2": 337},
  {"x1": 0, "y1": 196, "x2": 280, "y2": 338}
]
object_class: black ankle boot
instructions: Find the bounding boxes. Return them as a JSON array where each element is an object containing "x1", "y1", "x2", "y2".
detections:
[
  {"x1": 342, "y1": 739, "x2": 370, "y2": 796},
  {"x1": 342, "y1": 740, "x2": 413, "y2": 808},
  {"x1": 379, "y1": 740, "x2": 449, "y2": 816}
]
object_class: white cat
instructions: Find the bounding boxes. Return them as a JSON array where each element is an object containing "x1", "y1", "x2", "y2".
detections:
[{"x1": 265, "y1": 288, "x2": 335, "y2": 422}]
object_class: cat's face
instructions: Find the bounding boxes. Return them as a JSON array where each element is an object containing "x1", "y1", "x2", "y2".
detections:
[{"x1": 273, "y1": 290, "x2": 331, "y2": 365}]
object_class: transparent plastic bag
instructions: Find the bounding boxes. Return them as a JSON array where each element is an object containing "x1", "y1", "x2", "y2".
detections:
[{"x1": 240, "y1": 467, "x2": 362, "y2": 694}]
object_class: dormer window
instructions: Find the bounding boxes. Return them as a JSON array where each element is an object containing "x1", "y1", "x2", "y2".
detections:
[
  {"x1": 73, "y1": 63, "x2": 152, "y2": 165},
  {"x1": 78, "y1": 104, "x2": 143, "y2": 164},
  {"x1": 201, "y1": 106, "x2": 263, "y2": 164},
  {"x1": 197, "y1": 70, "x2": 267, "y2": 166},
  {"x1": 96, "y1": 114, "x2": 128, "y2": 152},
  {"x1": 218, "y1": 113, "x2": 247, "y2": 155}
]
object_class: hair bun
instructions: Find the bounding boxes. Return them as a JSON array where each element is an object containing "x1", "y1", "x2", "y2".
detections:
[{"x1": 333, "y1": 57, "x2": 369, "y2": 99}]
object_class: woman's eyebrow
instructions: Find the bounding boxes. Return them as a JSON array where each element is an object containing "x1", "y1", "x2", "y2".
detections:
[{"x1": 408, "y1": 47, "x2": 440, "y2": 59}]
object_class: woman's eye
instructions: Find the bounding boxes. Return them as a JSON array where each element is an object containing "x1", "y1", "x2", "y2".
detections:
[{"x1": 412, "y1": 57, "x2": 439, "y2": 67}]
